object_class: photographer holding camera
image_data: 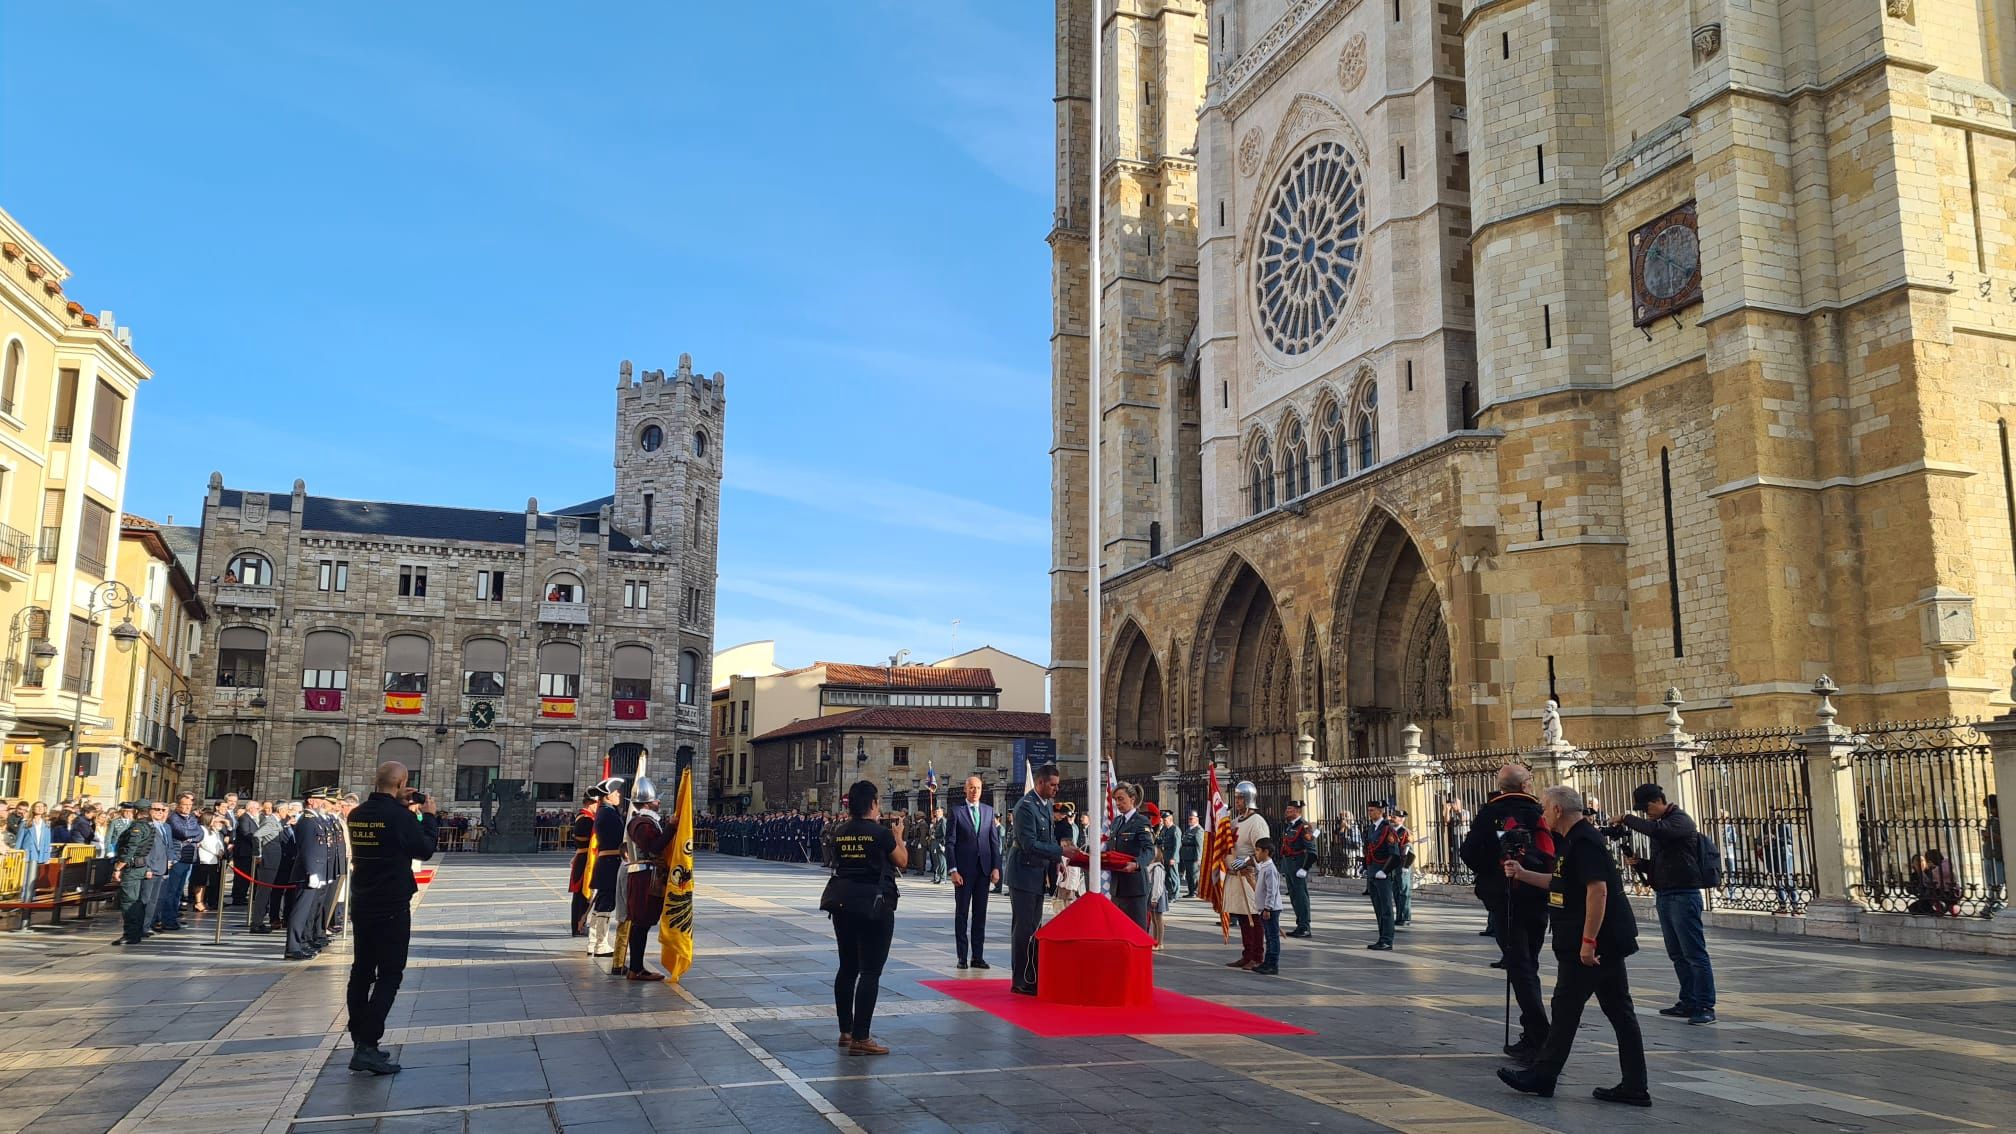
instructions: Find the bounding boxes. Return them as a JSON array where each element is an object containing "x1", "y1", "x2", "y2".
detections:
[
  {"x1": 1460, "y1": 764, "x2": 1554, "y2": 1061},
  {"x1": 342, "y1": 761, "x2": 439, "y2": 1075},
  {"x1": 1610, "y1": 782, "x2": 1716, "y2": 1025}
]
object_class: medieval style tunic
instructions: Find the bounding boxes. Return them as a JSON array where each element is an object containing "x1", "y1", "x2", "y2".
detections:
[{"x1": 1220, "y1": 810, "x2": 1271, "y2": 918}]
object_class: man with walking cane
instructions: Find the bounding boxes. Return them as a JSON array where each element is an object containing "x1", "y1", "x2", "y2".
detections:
[{"x1": 1461, "y1": 764, "x2": 1553, "y2": 1062}]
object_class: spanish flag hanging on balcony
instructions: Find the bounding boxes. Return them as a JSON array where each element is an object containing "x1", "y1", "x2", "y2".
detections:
[
  {"x1": 384, "y1": 691, "x2": 424, "y2": 715},
  {"x1": 540, "y1": 696, "x2": 578, "y2": 719}
]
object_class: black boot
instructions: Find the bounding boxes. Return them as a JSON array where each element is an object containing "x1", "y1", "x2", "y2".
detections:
[{"x1": 1496, "y1": 1066, "x2": 1554, "y2": 1097}]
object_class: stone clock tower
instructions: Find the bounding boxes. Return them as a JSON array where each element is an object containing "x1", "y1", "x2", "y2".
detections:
[{"x1": 613, "y1": 353, "x2": 724, "y2": 560}]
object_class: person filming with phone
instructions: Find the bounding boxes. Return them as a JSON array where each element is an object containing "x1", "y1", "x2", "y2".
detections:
[{"x1": 1495, "y1": 785, "x2": 1649, "y2": 1108}]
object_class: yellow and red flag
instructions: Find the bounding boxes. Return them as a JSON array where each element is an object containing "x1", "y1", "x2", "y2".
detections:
[
  {"x1": 384, "y1": 691, "x2": 423, "y2": 715},
  {"x1": 540, "y1": 697, "x2": 578, "y2": 719},
  {"x1": 1197, "y1": 762, "x2": 1234, "y2": 941},
  {"x1": 659, "y1": 752, "x2": 696, "y2": 983}
]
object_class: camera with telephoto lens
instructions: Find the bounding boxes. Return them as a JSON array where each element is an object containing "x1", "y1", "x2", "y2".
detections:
[
  {"x1": 1499, "y1": 825, "x2": 1534, "y2": 861},
  {"x1": 406, "y1": 791, "x2": 428, "y2": 807},
  {"x1": 1599, "y1": 823, "x2": 1632, "y2": 843}
]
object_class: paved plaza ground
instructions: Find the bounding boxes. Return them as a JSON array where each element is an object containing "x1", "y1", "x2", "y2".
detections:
[{"x1": 0, "y1": 852, "x2": 2011, "y2": 1133}]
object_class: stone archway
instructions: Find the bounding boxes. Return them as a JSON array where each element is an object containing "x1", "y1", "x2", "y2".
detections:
[
  {"x1": 1107, "y1": 619, "x2": 1166, "y2": 784},
  {"x1": 1194, "y1": 556, "x2": 1296, "y2": 770},
  {"x1": 1331, "y1": 509, "x2": 1454, "y2": 762}
]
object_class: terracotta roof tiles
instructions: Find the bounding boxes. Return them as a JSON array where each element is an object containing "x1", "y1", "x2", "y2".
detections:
[
  {"x1": 817, "y1": 663, "x2": 998, "y2": 691},
  {"x1": 752, "y1": 708, "x2": 1050, "y2": 744}
]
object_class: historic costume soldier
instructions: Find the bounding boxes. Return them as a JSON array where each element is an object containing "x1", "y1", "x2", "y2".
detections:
[
  {"x1": 1221, "y1": 781, "x2": 1271, "y2": 970},
  {"x1": 1280, "y1": 800, "x2": 1316, "y2": 937},
  {"x1": 568, "y1": 787, "x2": 605, "y2": 936},
  {"x1": 620, "y1": 777, "x2": 675, "y2": 981},
  {"x1": 584, "y1": 778, "x2": 627, "y2": 958}
]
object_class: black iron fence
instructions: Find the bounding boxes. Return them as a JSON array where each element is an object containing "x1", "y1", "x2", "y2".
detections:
[
  {"x1": 1694, "y1": 728, "x2": 1814, "y2": 914},
  {"x1": 1316, "y1": 761, "x2": 1391, "y2": 877},
  {"x1": 1418, "y1": 749, "x2": 1515, "y2": 886},
  {"x1": 1850, "y1": 720, "x2": 2003, "y2": 918},
  {"x1": 1574, "y1": 741, "x2": 1660, "y2": 896}
]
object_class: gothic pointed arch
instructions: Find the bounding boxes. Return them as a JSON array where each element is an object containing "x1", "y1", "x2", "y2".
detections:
[
  {"x1": 1105, "y1": 618, "x2": 1166, "y2": 783},
  {"x1": 1190, "y1": 554, "x2": 1296, "y2": 770},
  {"x1": 1327, "y1": 505, "x2": 1453, "y2": 761},
  {"x1": 1300, "y1": 616, "x2": 1328, "y2": 762}
]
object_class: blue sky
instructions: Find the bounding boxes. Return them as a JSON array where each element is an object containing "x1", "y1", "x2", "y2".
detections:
[{"x1": 0, "y1": 1, "x2": 1054, "y2": 671}]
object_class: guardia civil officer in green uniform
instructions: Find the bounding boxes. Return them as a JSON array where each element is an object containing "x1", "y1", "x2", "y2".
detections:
[{"x1": 342, "y1": 760, "x2": 439, "y2": 1076}]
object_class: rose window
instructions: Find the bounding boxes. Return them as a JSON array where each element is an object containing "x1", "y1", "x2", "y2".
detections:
[{"x1": 1254, "y1": 140, "x2": 1364, "y2": 356}]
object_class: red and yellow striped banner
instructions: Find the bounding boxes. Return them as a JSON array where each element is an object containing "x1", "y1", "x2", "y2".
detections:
[
  {"x1": 540, "y1": 696, "x2": 578, "y2": 719},
  {"x1": 384, "y1": 692, "x2": 424, "y2": 715}
]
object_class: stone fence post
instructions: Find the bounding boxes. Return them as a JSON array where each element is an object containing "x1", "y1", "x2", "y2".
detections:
[
  {"x1": 1644, "y1": 688, "x2": 1703, "y2": 819},
  {"x1": 1389, "y1": 723, "x2": 1441, "y2": 839},
  {"x1": 1152, "y1": 748, "x2": 1181, "y2": 817},
  {"x1": 1290, "y1": 732, "x2": 1324, "y2": 826},
  {"x1": 1798, "y1": 676, "x2": 1865, "y2": 934}
]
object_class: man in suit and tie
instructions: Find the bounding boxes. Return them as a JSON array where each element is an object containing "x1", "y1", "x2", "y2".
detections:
[
  {"x1": 1006, "y1": 764, "x2": 1064, "y2": 996},
  {"x1": 1107, "y1": 783, "x2": 1156, "y2": 932},
  {"x1": 285, "y1": 791, "x2": 334, "y2": 960},
  {"x1": 947, "y1": 775, "x2": 1002, "y2": 969}
]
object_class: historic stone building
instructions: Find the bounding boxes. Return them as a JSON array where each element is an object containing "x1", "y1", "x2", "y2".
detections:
[
  {"x1": 1052, "y1": 1, "x2": 2016, "y2": 782},
  {"x1": 181, "y1": 356, "x2": 724, "y2": 807}
]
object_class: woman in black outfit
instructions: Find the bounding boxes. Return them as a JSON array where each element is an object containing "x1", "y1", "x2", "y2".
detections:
[{"x1": 828, "y1": 780, "x2": 907, "y2": 1055}]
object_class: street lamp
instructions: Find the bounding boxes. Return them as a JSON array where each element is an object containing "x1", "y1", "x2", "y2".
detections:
[{"x1": 64, "y1": 580, "x2": 144, "y2": 802}]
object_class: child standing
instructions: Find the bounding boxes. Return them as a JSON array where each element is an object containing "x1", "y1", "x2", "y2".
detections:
[
  {"x1": 1252, "y1": 837, "x2": 1284, "y2": 974},
  {"x1": 1146, "y1": 844, "x2": 1170, "y2": 949}
]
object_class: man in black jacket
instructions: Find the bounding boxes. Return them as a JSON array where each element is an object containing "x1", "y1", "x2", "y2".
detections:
[
  {"x1": 343, "y1": 761, "x2": 439, "y2": 1076},
  {"x1": 1615, "y1": 783, "x2": 1716, "y2": 1024},
  {"x1": 1460, "y1": 765, "x2": 1554, "y2": 1060}
]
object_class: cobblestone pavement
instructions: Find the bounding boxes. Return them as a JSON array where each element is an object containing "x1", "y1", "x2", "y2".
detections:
[{"x1": 0, "y1": 853, "x2": 2011, "y2": 1133}]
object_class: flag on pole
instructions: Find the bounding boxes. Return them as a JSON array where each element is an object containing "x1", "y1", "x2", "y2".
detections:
[
  {"x1": 659, "y1": 750, "x2": 696, "y2": 982},
  {"x1": 1197, "y1": 762, "x2": 1234, "y2": 941},
  {"x1": 1104, "y1": 755, "x2": 1119, "y2": 823}
]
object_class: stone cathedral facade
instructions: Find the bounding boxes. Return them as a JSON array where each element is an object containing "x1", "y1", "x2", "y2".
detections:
[
  {"x1": 1051, "y1": 0, "x2": 2016, "y2": 780},
  {"x1": 182, "y1": 356, "x2": 723, "y2": 807}
]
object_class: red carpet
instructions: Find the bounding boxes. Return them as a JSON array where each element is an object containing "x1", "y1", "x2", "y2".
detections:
[{"x1": 920, "y1": 978, "x2": 1313, "y2": 1038}]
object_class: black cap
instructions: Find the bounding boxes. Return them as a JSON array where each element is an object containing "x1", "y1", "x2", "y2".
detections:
[
  {"x1": 1286, "y1": 799, "x2": 1304, "y2": 809},
  {"x1": 1366, "y1": 799, "x2": 1386, "y2": 809},
  {"x1": 1632, "y1": 783, "x2": 1666, "y2": 811}
]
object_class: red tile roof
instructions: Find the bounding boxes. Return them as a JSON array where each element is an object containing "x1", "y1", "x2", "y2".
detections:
[
  {"x1": 817, "y1": 664, "x2": 998, "y2": 691},
  {"x1": 752, "y1": 708, "x2": 1051, "y2": 744}
]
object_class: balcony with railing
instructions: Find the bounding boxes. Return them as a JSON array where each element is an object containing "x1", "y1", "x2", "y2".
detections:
[
  {"x1": 89, "y1": 434, "x2": 119, "y2": 463},
  {"x1": 0, "y1": 522, "x2": 29, "y2": 577},
  {"x1": 537, "y1": 600, "x2": 590, "y2": 625},
  {"x1": 214, "y1": 583, "x2": 278, "y2": 609},
  {"x1": 50, "y1": 427, "x2": 72, "y2": 443},
  {"x1": 36, "y1": 527, "x2": 58, "y2": 563}
]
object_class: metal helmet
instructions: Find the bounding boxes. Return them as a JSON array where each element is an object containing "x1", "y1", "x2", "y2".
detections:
[
  {"x1": 1234, "y1": 780, "x2": 1258, "y2": 805},
  {"x1": 632, "y1": 776, "x2": 659, "y2": 804}
]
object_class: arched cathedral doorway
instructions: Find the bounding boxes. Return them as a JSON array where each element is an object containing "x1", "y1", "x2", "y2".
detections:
[
  {"x1": 1331, "y1": 510, "x2": 1454, "y2": 762},
  {"x1": 1195, "y1": 558, "x2": 1297, "y2": 770},
  {"x1": 1107, "y1": 620, "x2": 1166, "y2": 784}
]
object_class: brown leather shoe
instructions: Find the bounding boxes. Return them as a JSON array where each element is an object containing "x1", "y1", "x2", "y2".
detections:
[
  {"x1": 837, "y1": 1034, "x2": 851, "y2": 1047},
  {"x1": 848, "y1": 1037, "x2": 890, "y2": 1056},
  {"x1": 626, "y1": 970, "x2": 665, "y2": 982}
]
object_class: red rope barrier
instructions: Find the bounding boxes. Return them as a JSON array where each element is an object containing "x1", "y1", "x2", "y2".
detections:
[{"x1": 229, "y1": 864, "x2": 299, "y2": 890}]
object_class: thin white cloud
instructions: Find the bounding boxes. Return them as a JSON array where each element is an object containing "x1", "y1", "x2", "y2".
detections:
[{"x1": 724, "y1": 453, "x2": 1046, "y2": 545}]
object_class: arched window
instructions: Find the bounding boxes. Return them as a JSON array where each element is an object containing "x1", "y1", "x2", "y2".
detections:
[
  {"x1": 1281, "y1": 419, "x2": 1310, "y2": 498},
  {"x1": 532, "y1": 741, "x2": 577, "y2": 802},
  {"x1": 538, "y1": 640, "x2": 582, "y2": 703},
  {"x1": 224, "y1": 551, "x2": 272, "y2": 587},
  {"x1": 206, "y1": 733, "x2": 257, "y2": 799},
  {"x1": 678, "y1": 649, "x2": 700, "y2": 705},
  {"x1": 292, "y1": 736, "x2": 341, "y2": 799},
  {"x1": 383, "y1": 634, "x2": 431, "y2": 714},
  {"x1": 544, "y1": 572, "x2": 584, "y2": 604},
  {"x1": 462, "y1": 636, "x2": 508, "y2": 696},
  {"x1": 379, "y1": 737, "x2": 424, "y2": 791},
  {"x1": 454, "y1": 738, "x2": 500, "y2": 802},
  {"x1": 1318, "y1": 402, "x2": 1345, "y2": 484},
  {"x1": 302, "y1": 629, "x2": 350, "y2": 691},
  {"x1": 1, "y1": 339, "x2": 21, "y2": 416},
  {"x1": 612, "y1": 644, "x2": 653, "y2": 706},
  {"x1": 217, "y1": 627, "x2": 268, "y2": 688},
  {"x1": 693, "y1": 429, "x2": 709, "y2": 459},
  {"x1": 1248, "y1": 436, "x2": 1275, "y2": 515},
  {"x1": 1354, "y1": 383, "x2": 1379, "y2": 471}
]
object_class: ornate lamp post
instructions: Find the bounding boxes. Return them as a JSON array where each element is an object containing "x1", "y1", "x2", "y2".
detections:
[{"x1": 64, "y1": 581, "x2": 144, "y2": 802}]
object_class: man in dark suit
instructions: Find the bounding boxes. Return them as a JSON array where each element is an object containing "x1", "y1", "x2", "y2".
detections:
[
  {"x1": 285, "y1": 791, "x2": 335, "y2": 960},
  {"x1": 1006, "y1": 764, "x2": 1064, "y2": 996},
  {"x1": 1107, "y1": 783, "x2": 1155, "y2": 932},
  {"x1": 947, "y1": 775, "x2": 1002, "y2": 969}
]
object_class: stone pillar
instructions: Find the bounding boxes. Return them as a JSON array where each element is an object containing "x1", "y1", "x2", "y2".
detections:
[
  {"x1": 1152, "y1": 748, "x2": 1181, "y2": 816},
  {"x1": 1290, "y1": 732, "x2": 1323, "y2": 825},
  {"x1": 1527, "y1": 743, "x2": 1580, "y2": 792},
  {"x1": 1644, "y1": 688, "x2": 1704, "y2": 819},
  {"x1": 1390, "y1": 723, "x2": 1441, "y2": 846},
  {"x1": 1797, "y1": 676, "x2": 1865, "y2": 932}
]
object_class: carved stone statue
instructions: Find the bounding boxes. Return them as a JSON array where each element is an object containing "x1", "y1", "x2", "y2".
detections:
[
  {"x1": 480, "y1": 778, "x2": 537, "y2": 854},
  {"x1": 1540, "y1": 698, "x2": 1564, "y2": 747}
]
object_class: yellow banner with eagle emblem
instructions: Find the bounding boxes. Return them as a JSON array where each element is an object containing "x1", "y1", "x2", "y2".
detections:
[{"x1": 658, "y1": 751, "x2": 695, "y2": 983}]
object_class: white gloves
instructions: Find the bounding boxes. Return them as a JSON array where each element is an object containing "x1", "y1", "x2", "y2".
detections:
[
  {"x1": 1296, "y1": 869, "x2": 1308, "y2": 879},
  {"x1": 1372, "y1": 870, "x2": 1388, "y2": 880},
  {"x1": 309, "y1": 874, "x2": 326, "y2": 889}
]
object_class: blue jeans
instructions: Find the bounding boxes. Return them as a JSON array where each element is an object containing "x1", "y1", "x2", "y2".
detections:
[
  {"x1": 1655, "y1": 888, "x2": 1715, "y2": 1011},
  {"x1": 1368, "y1": 872, "x2": 1396, "y2": 944},
  {"x1": 154, "y1": 861, "x2": 191, "y2": 928},
  {"x1": 1262, "y1": 910, "x2": 1281, "y2": 966}
]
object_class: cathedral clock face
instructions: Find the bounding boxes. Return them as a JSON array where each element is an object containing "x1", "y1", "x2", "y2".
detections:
[
  {"x1": 1629, "y1": 203, "x2": 1703, "y2": 325},
  {"x1": 639, "y1": 424, "x2": 664, "y2": 452}
]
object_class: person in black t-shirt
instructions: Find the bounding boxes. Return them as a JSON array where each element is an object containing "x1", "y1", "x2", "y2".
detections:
[
  {"x1": 826, "y1": 780, "x2": 907, "y2": 1056},
  {"x1": 1496, "y1": 785, "x2": 1650, "y2": 1108}
]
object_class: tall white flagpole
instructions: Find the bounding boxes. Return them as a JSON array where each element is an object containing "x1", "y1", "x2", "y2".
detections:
[{"x1": 1085, "y1": 0, "x2": 1105, "y2": 897}]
